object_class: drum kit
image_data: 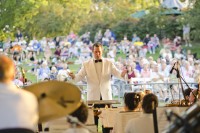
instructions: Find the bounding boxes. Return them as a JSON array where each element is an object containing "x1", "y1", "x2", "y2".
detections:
[
  {"x1": 24, "y1": 81, "x2": 81, "y2": 123},
  {"x1": 24, "y1": 81, "x2": 91, "y2": 132}
]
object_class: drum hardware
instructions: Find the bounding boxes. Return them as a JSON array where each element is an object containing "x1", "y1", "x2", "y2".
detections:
[
  {"x1": 25, "y1": 81, "x2": 82, "y2": 123},
  {"x1": 67, "y1": 115, "x2": 96, "y2": 133}
]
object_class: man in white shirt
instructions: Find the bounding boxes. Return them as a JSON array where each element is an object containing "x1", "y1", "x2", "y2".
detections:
[
  {"x1": 183, "y1": 24, "x2": 191, "y2": 47},
  {"x1": 0, "y1": 55, "x2": 38, "y2": 133},
  {"x1": 69, "y1": 42, "x2": 127, "y2": 100},
  {"x1": 69, "y1": 43, "x2": 127, "y2": 132}
]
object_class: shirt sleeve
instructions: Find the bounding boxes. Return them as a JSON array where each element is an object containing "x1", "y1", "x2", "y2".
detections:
[
  {"x1": 74, "y1": 63, "x2": 87, "y2": 82},
  {"x1": 111, "y1": 61, "x2": 123, "y2": 79}
]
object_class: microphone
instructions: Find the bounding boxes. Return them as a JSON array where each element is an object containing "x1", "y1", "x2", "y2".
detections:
[{"x1": 170, "y1": 62, "x2": 176, "y2": 74}]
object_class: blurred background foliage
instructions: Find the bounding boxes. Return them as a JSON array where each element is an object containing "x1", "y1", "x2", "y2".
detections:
[{"x1": 0, "y1": 0, "x2": 198, "y2": 41}]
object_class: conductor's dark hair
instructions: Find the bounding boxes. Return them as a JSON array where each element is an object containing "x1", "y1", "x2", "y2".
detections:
[
  {"x1": 93, "y1": 42, "x2": 103, "y2": 49},
  {"x1": 68, "y1": 102, "x2": 88, "y2": 124},
  {"x1": 124, "y1": 92, "x2": 141, "y2": 111},
  {"x1": 142, "y1": 93, "x2": 158, "y2": 114}
]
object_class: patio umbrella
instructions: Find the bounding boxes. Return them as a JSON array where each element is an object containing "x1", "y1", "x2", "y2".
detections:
[
  {"x1": 160, "y1": 8, "x2": 183, "y2": 15},
  {"x1": 131, "y1": 10, "x2": 149, "y2": 19}
]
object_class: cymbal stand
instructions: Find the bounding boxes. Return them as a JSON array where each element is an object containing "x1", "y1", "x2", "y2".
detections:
[{"x1": 67, "y1": 115, "x2": 96, "y2": 133}]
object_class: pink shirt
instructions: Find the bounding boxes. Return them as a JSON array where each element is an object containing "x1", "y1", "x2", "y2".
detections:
[{"x1": 141, "y1": 69, "x2": 151, "y2": 78}]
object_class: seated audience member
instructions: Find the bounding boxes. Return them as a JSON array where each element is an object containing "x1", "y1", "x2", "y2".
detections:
[
  {"x1": 49, "y1": 66, "x2": 58, "y2": 80},
  {"x1": 64, "y1": 102, "x2": 89, "y2": 133},
  {"x1": 57, "y1": 64, "x2": 71, "y2": 81},
  {"x1": 123, "y1": 92, "x2": 141, "y2": 111},
  {"x1": 54, "y1": 46, "x2": 61, "y2": 57},
  {"x1": 151, "y1": 63, "x2": 168, "y2": 102},
  {"x1": 125, "y1": 94, "x2": 158, "y2": 133},
  {"x1": 38, "y1": 62, "x2": 50, "y2": 80},
  {"x1": 0, "y1": 55, "x2": 38, "y2": 133}
]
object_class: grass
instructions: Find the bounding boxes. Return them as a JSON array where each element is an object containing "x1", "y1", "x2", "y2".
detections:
[
  {"x1": 185, "y1": 42, "x2": 200, "y2": 58},
  {"x1": 22, "y1": 42, "x2": 200, "y2": 84}
]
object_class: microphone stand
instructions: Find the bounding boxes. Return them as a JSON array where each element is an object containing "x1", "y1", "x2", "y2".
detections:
[{"x1": 174, "y1": 61, "x2": 195, "y2": 106}]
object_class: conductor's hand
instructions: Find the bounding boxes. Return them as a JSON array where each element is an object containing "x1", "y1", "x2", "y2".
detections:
[
  {"x1": 68, "y1": 72, "x2": 75, "y2": 79},
  {"x1": 121, "y1": 69, "x2": 127, "y2": 78}
]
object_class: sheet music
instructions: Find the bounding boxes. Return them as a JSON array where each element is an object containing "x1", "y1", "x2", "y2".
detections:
[
  {"x1": 114, "y1": 111, "x2": 142, "y2": 133},
  {"x1": 86, "y1": 109, "x2": 95, "y2": 125},
  {"x1": 99, "y1": 108, "x2": 123, "y2": 128}
]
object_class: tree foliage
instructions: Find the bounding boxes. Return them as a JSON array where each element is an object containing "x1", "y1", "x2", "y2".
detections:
[
  {"x1": 0, "y1": 0, "x2": 92, "y2": 39},
  {"x1": 0, "y1": 0, "x2": 192, "y2": 41},
  {"x1": 185, "y1": 0, "x2": 200, "y2": 40}
]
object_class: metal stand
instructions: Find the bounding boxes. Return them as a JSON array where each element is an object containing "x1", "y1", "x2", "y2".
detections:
[
  {"x1": 67, "y1": 115, "x2": 96, "y2": 133},
  {"x1": 152, "y1": 101, "x2": 158, "y2": 133},
  {"x1": 172, "y1": 61, "x2": 195, "y2": 106}
]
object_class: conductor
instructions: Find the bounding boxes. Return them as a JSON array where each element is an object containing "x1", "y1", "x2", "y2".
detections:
[{"x1": 69, "y1": 42, "x2": 127, "y2": 100}]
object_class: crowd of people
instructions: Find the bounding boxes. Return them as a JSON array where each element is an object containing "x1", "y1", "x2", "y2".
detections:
[
  {"x1": 0, "y1": 27, "x2": 200, "y2": 133},
  {"x1": 0, "y1": 29, "x2": 199, "y2": 102}
]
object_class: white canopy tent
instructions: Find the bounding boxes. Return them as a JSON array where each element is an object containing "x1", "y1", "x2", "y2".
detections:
[{"x1": 162, "y1": 0, "x2": 189, "y2": 10}]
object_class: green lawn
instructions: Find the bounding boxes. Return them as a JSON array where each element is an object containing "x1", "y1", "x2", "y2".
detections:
[{"x1": 23, "y1": 42, "x2": 200, "y2": 83}]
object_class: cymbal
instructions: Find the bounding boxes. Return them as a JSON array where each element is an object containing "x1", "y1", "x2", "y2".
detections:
[{"x1": 25, "y1": 81, "x2": 81, "y2": 123}]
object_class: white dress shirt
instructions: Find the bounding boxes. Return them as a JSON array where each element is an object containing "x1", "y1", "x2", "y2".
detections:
[
  {"x1": 0, "y1": 83, "x2": 38, "y2": 130},
  {"x1": 94, "y1": 59, "x2": 102, "y2": 82},
  {"x1": 73, "y1": 58, "x2": 122, "y2": 100}
]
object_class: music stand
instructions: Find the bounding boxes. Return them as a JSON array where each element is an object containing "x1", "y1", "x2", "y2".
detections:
[{"x1": 87, "y1": 100, "x2": 121, "y2": 133}]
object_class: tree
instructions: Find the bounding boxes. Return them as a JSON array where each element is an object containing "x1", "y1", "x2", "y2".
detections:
[
  {"x1": 0, "y1": 0, "x2": 93, "y2": 39},
  {"x1": 185, "y1": 0, "x2": 200, "y2": 40}
]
